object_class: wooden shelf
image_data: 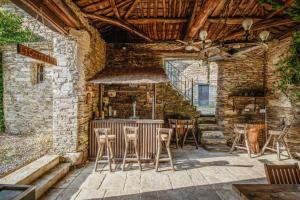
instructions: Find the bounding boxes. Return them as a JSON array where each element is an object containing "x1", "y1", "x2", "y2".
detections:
[{"x1": 229, "y1": 96, "x2": 265, "y2": 111}]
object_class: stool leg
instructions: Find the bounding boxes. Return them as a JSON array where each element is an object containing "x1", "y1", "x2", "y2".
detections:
[
  {"x1": 155, "y1": 141, "x2": 161, "y2": 172},
  {"x1": 182, "y1": 129, "x2": 188, "y2": 148},
  {"x1": 175, "y1": 131, "x2": 179, "y2": 149},
  {"x1": 230, "y1": 134, "x2": 239, "y2": 153},
  {"x1": 106, "y1": 142, "x2": 112, "y2": 172},
  {"x1": 108, "y1": 142, "x2": 115, "y2": 165},
  {"x1": 122, "y1": 142, "x2": 128, "y2": 171},
  {"x1": 276, "y1": 140, "x2": 280, "y2": 160},
  {"x1": 261, "y1": 135, "x2": 272, "y2": 155},
  {"x1": 95, "y1": 144, "x2": 104, "y2": 172},
  {"x1": 133, "y1": 140, "x2": 141, "y2": 171},
  {"x1": 166, "y1": 142, "x2": 174, "y2": 171},
  {"x1": 244, "y1": 135, "x2": 251, "y2": 158},
  {"x1": 282, "y1": 139, "x2": 292, "y2": 159},
  {"x1": 191, "y1": 128, "x2": 198, "y2": 149}
]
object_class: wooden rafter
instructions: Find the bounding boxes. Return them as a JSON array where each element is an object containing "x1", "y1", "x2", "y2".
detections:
[
  {"x1": 124, "y1": 0, "x2": 140, "y2": 19},
  {"x1": 109, "y1": 0, "x2": 120, "y2": 18},
  {"x1": 208, "y1": 17, "x2": 262, "y2": 25},
  {"x1": 184, "y1": 0, "x2": 198, "y2": 41},
  {"x1": 224, "y1": 18, "x2": 296, "y2": 40},
  {"x1": 85, "y1": 13, "x2": 152, "y2": 41},
  {"x1": 127, "y1": 18, "x2": 188, "y2": 24},
  {"x1": 266, "y1": 0, "x2": 294, "y2": 19},
  {"x1": 186, "y1": 0, "x2": 220, "y2": 40}
]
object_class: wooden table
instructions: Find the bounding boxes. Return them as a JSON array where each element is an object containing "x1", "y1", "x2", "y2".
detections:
[{"x1": 233, "y1": 184, "x2": 300, "y2": 200}]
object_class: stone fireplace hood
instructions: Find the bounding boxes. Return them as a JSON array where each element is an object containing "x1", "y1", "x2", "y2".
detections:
[{"x1": 88, "y1": 67, "x2": 169, "y2": 84}]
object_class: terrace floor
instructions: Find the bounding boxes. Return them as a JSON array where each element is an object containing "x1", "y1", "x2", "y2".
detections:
[{"x1": 42, "y1": 145, "x2": 297, "y2": 200}]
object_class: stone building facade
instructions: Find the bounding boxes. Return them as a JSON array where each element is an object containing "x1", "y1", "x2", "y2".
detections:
[{"x1": 2, "y1": 2, "x2": 106, "y2": 163}]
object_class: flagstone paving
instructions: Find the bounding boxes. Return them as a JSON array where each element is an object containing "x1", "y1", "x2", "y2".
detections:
[{"x1": 41, "y1": 145, "x2": 298, "y2": 200}]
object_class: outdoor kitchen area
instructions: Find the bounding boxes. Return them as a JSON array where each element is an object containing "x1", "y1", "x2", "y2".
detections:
[{"x1": 1, "y1": 0, "x2": 300, "y2": 200}]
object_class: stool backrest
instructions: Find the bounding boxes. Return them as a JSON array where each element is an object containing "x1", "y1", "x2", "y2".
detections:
[
  {"x1": 157, "y1": 128, "x2": 173, "y2": 146},
  {"x1": 168, "y1": 119, "x2": 177, "y2": 129},
  {"x1": 264, "y1": 163, "x2": 300, "y2": 184},
  {"x1": 234, "y1": 124, "x2": 247, "y2": 134},
  {"x1": 185, "y1": 119, "x2": 195, "y2": 129},
  {"x1": 123, "y1": 126, "x2": 139, "y2": 143},
  {"x1": 94, "y1": 128, "x2": 111, "y2": 145}
]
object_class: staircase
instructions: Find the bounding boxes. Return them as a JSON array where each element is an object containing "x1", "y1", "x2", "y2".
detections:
[
  {"x1": 199, "y1": 116, "x2": 230, "y2": 152},
  {"x1": 0, "y1": 155, "x2": 70, "y2": 199}
]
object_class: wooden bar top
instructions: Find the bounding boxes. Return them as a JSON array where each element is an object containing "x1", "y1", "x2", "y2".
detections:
[{"x1": 92, "y1": 118, "x2": 164, "y2": 124}]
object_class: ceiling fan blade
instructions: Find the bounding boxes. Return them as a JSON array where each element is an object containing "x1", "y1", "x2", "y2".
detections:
[
  {"x1": 176, "y1": 40, "x2": 188, "y2": 45},
  {"x1": 193, "y1": 41, "x2": 203, "y2": 45},
  {"x1": 172, "y1": 46, "x2": 185, "y2": 51},
  {"x1": 232, "y1": 45, "x2": 264, "y2": 57},
  {"x1": 193, "y1": 46, "x2": 201, "y2": 51}
]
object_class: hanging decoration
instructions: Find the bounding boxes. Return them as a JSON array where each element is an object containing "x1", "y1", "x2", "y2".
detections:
[{"x1": 17, "y1": 8, "x2": 57, "y2": 65}]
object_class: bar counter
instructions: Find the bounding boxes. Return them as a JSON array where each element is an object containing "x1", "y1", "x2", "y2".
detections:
[{"x1": 89, "y1": 119, "x2": 164, "y2": 160}]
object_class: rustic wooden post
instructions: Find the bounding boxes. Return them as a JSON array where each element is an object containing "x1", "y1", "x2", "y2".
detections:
[
  {"x1": 152, "y1": 84, "x2": 156, "y2": 120},
  {"x1": 192, "y1": 79, "x2": 194, "y2": 106}
]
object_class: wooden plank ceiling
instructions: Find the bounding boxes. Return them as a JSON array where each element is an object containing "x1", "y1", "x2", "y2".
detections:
[{"x1": 74, "y1": 0, "x2": 299, "y2": 43}]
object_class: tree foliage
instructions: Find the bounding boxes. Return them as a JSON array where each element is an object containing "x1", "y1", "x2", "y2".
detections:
[{"x1": 0, "y1": 8, "x2": 38, "y2": 44}]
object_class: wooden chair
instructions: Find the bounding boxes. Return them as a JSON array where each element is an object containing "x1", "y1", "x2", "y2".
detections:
[
  {"x1": 168, "y1": 119, "x2": 180, "y2": 148},
  {"x1": 155, "y1": 128, "x2": 174, "y2": 172},
  {"x1": 229, "y1": 124, "x2": 252, "y2": 157},
  {"x1": 122, "y1": 126, "x2": 141, "y2": 171},
  {"x1": 260, "y1": 120, "x2": 293, "y2": 160},
  {"x1": 264, "y1": 163, "x2": 300, "y2": 184},
  {"x1": 94, "y1": 128, "x2": 116, "y2": 172},
  {"x1": 182, "y1": 119, "x2": 198, "y2": 149}
]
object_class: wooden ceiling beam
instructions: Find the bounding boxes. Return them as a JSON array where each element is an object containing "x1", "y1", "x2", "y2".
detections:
[
  {"x1": 224, "y1": 18, "x2": 296, "y2": 40},
  {"x1": 11, "y1": 0, "x2": 69, "y2": 34},
  {"x1": 127, "y1": 18, "x2": 188, "y2": 24},
  {"x1": 109, "y1": 0, "x2": 120, "y2": 18},
  {"x1": 44, "y1": 0, "x2": 82, "y2": 28},
  {"x1": 124, "y1": 0, "x2": 140, "y2": 19},
  {"x1": 208, "y1": 17, "x2": 262, "y2": 25},
  {"x1": 186, "y1": 0, "x2": 221, "y2": 40},
  {"x1": 266, "y1": 0, "x2": 294, "y2": 19},
  {"x1": 85, "y1": 13, "x2": 152, "y2": 41},
  {"x1": 184, "y1": 0, "x2": 198, "y2": 41}
]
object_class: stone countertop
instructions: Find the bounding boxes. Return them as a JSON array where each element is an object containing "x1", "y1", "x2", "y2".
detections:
[{"x1": 92, "y1": 118, "x2": 164, "y2": 124}]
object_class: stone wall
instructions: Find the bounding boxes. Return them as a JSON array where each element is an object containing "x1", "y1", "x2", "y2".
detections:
[
  {"x1": 2, "y1": 2, "x2": 106, "y2": 162},
  {"x1": 105, "y1": 43, "x2": 201, "y2": 121},
  {"x1": 216, "y1": 53, "x2": 265, "y2": 138},
  {"x1": 266, "y1": 37, "x2": 300, "y2": 158},
  {"x1": 2, "y1": 43, "x2": 53, "y2": 136}
]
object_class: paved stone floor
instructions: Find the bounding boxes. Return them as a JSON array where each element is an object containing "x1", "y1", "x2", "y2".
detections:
[{"x1": 42, "y1": 145, "x2": 297, "y2": 200}]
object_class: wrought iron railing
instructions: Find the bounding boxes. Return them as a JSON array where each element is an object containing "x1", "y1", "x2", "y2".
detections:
[{"x1": 165, "y1": 61, "x2": 195, "y2": 105}]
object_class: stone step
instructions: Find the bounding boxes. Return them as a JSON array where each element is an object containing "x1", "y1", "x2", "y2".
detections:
[
  {"x1": 201, "y1": 138, "x2": 227, "y2": 145},
  {"x1": 201, "y1": 131, "x2": 224, "y2": 138},
  {"x1": 204, "y1": 144, "x2": 230, "y2": 152},
  {"x1": 198, "y1": 116, "x2": 216, "y2": 124},
  {"x1": 34, "y1": 163, "x2": 70, "y2": 199},
  {"x1": 198, "y1": 124, "x2": 220, "y2": 131},
  {"x1": 0, "y1": 155, "x2": 60, "y2": 185}
]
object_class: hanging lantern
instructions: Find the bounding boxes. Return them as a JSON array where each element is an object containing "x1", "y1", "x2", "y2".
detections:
[
  {"x1": 259, "y1": 31, "x2": 270, "y2": 42},
  {"x1": 242, "y1": 18, "x2": 253, "y2": 31},
  {"x1": 199, "y1": 30, "x2": 208, "y2": 41}
]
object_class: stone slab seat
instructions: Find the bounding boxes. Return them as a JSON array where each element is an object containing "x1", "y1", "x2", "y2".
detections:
[
  {"x1": 33, "y1": 163, "x2": 70, "y2": 199},
  {"x1": 0, "y1": 155, "x2": 59, "y2": 185}
]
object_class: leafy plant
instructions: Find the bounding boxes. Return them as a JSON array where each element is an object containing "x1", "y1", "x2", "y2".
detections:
[
  {"x1": 0, "y1": 8, "x2": 38, "y2": 132},
  {"x1": 0, "y1": 9, "x2": 38, "y2": 44},
  {"x1": 277, "y1": 32, "x2": 300, "y2": 99},
  {"x1": 260, "y1": 0, "x2": 285, "y2": 11}
]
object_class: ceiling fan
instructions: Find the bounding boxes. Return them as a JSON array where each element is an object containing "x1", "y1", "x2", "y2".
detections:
[{"x1": 175, "y1": 30, "x2": 212, "y2": 52}]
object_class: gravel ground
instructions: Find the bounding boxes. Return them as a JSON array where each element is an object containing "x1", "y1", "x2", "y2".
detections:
[{"x1": 0, "y1": 133, "x2": 52, "y2": 177}]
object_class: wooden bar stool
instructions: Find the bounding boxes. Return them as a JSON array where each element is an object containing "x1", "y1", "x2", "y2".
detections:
[
  {"x1": 94, "y1": 128, "x2": 116, "y2": 172},
  {"x1": 168, "y1": 119, "x2": 180, "y2": 148},
  {"x1": 261, "y1": 120, "x2": 293, "y2": 160},
  {"x1": 155, "y1": 128, "x2": 174, "y2": 172},
  {"x1": 229, "y1": 124, "x2": 252, "y2": 157},
  {"x1": 183, "y1": 119, "x2": 198, "y2": 149},
  {"x1": 122, "y1": 126, "x2": 141, "y2": 171}
]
